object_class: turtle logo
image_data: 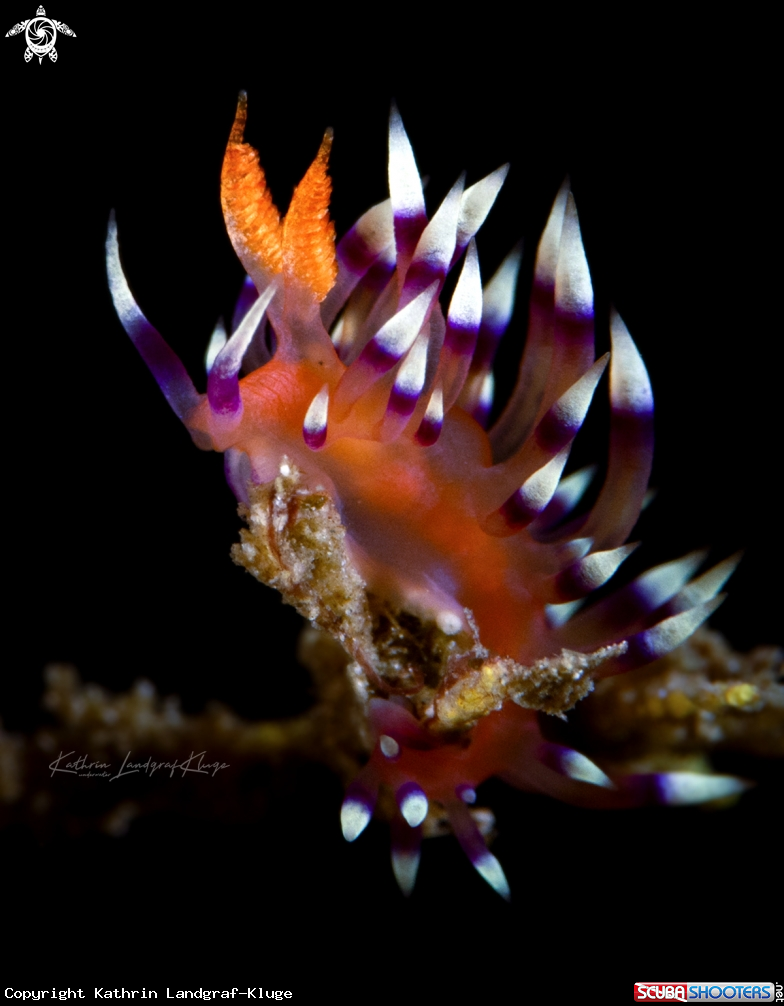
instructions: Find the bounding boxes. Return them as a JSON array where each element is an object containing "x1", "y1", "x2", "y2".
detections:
[{"x1": 5, "y1": 5, "x2": 76, "y2": 63}]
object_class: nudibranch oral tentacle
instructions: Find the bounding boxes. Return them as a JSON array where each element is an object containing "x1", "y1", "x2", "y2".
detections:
[{"x1": 108, "y1": 94, "x2": 746, "y2": 898}]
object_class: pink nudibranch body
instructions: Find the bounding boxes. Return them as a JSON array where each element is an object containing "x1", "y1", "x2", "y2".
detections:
[
  {"x1": 194, "y1": 360, "x2": 546, "y2": 662},
  {"x1": 108, "y1": 94, "x2": 745, "y2": 898}
]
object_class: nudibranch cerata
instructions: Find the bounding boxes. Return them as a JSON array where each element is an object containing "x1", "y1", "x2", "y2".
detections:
[{"x1": 108, "y1": 94, "x2": 746, "y2": 898}]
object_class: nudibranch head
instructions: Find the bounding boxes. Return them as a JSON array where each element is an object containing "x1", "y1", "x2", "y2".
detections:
[{"x1": 108, "y1": 94, "x2": 745, "y2": 899}]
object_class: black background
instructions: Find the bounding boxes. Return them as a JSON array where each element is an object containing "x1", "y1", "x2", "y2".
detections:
[{"x1": 3, "y1": 8, "x2": 780, "y2": 985}]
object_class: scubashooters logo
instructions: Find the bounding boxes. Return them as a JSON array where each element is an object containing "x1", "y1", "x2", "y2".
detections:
[
  {"x1": 5, "y1": 6, "x2": 75, "y2": 63},
  {"x1": 635, "y1": 984, "x2": 775, "y2": 1002}
]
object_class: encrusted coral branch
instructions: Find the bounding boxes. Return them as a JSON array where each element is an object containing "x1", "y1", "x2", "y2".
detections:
[
  {"x1": 232, "y1": 460, "x2": 375, "y2": 691},
  {"x1": 2, "y1": 627, "x2": 779, "y2": 841},
  {"x1": 434, "y1": 642, "x2": 628, "y2": 731},
  {"x1": 0, "y1": 630, "x2": 367, "y2": 837},
  {"x1": 578, "y1": 626, "x2": 783, "y2": 760}
]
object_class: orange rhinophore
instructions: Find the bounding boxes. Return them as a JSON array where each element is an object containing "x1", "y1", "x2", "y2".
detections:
[
  {"x1": 221, "y1": 92, "x2": 336, "y2": 303},
  {"x1": 221, "y1": 92, "x2": 284, "y2": 279},
  {"x1": 281, "y1": 129, "x2": 337, "y2": 302}
]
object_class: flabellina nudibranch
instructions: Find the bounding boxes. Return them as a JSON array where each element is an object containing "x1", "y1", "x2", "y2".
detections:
[{"x1": 107, "y1": 94, "x2": 747, "y2": 899}]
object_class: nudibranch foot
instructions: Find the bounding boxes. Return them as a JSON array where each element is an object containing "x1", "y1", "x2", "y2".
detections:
[{"x1": 108, "y1": 95, "x2": 751, "y2": 898}]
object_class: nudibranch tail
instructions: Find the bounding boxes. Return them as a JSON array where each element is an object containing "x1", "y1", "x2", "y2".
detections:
[{"x1": 109, "y1": 96, "x2": 745, "y2": 899}]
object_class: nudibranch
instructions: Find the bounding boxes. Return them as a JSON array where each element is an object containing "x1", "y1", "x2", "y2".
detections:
[{"x1": 108, "y1": 94, "x2": 746, "y2": 898}]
